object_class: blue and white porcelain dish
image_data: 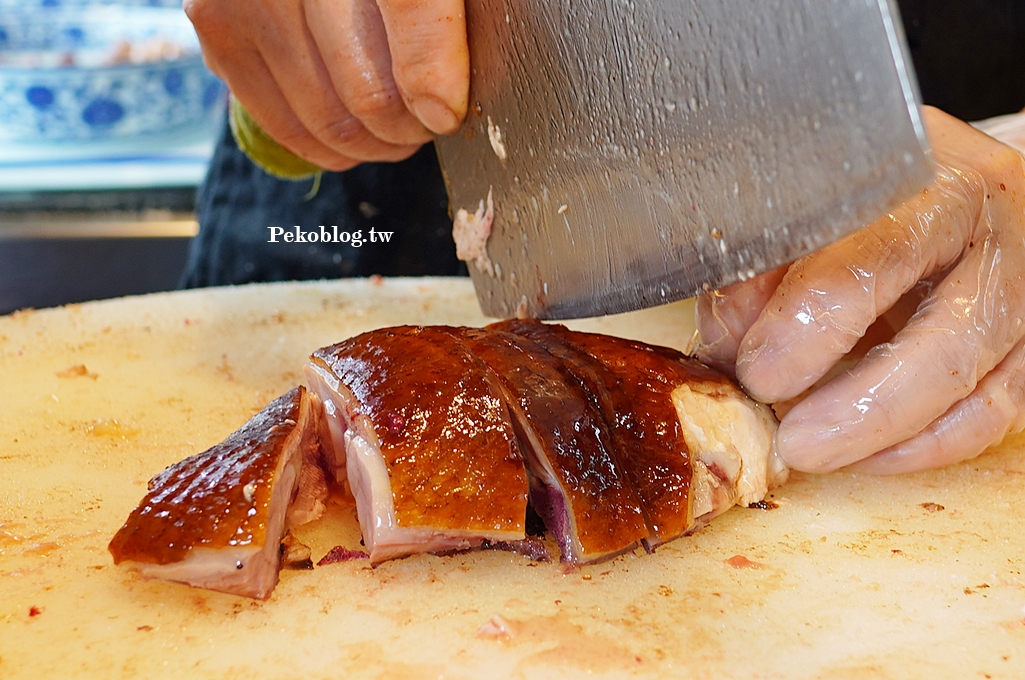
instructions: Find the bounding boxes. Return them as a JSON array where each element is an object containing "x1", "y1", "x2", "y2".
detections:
[
  {"x1": 0, "y1": 5, "x2": 224, "y2": 142},
  {"x1": 0, "y1": 1, "x2": 183, "y2": 9}
]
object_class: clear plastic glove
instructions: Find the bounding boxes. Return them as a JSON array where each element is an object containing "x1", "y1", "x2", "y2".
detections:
[
  {"x1": 695, "y1": 106, "x2": 1025, "y2": 475},
  {"x1": 184, "y1": 0, "x2": 469, "y2": 170}
]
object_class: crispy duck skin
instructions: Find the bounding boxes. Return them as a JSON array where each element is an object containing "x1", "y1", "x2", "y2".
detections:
[
  {"x1": 495, "y1": 320, "x2": 786, "y2": 540},
  {"x1": 107, "y1": 386, "x2": 325, "y2": 600},
  {"x1": 453, "y1": 327, "x2": 649, "y2": 564},
  {"x1": 492, "y1": 320, "x2": 697, "y2": 545},
  {"x1": 110, "y1": 322, "x2": 783, "y2": 599},
  {"x1": 305, "y1": 326, "x2": 530, "y2": 565}
]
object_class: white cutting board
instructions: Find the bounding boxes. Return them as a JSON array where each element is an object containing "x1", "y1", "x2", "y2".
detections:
[{"x1": 1, "y1": 278, "x2": 1024, "y2": 679}]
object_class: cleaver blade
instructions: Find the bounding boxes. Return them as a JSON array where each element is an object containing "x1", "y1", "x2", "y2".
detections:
[{"x1": 435, "y1": 0, "x2": 933, "y2": 320}]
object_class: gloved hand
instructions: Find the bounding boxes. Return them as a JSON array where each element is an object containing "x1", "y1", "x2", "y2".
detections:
[
  {"x1": 695, "y1": 106, "x2": 1025, "y2": 475},
  {"x1": 972, "y1": 108, "x2": 1025, "y2": 155},
  {"x1": 184, "y1": 0, "x2": 469, "y2": 170}
]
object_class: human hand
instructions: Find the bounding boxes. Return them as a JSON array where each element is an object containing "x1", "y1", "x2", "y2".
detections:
[
  {"x1": 184, "y1": 0, "x2": 469, "y2": 171},
  {"x1": 972, "y1": 108, "x2": 1025, "y2": 155},
  {"x1": 695, "y1": 106, "x2": 1025, "y2": 475}
]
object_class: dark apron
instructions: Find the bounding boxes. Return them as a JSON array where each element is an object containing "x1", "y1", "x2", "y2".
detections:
[{"x1": 180, "y1": 128, "x2": 464, "y2": 288}]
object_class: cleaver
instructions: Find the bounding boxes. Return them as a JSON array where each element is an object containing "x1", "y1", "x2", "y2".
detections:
[{"x1": 434, "y1": 0, "x2": 933, "y2": 320}]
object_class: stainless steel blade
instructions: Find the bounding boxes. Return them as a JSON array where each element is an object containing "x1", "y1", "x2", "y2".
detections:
[{"x1": 436, "y1": 0, "x2": 932, "y2": 320}]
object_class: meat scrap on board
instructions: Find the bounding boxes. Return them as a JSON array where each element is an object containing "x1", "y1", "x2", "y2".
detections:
[{"x1": 109, "y1": 322, "x2": 787, "y2": 599}]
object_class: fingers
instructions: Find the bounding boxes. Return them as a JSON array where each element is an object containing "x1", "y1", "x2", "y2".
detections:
[
  {"x1": 218, "y1": 52, "x2": 363, "y2": 171},
  {"x1": 376, "y1": 0, "x2": 470, "y2": 134},
  {"x1": 734, "y1": 164, "x2": 981, "y2": 405},
  {"x1": 694, "y1": 266, "x2": 787, "y2": 375},
  {"x1": 305, "y1": 0, "x2": 432, "y2": 146},
  {"x1": 776, "y1": 232, "x2": 1016, "y2": 472},
  {"x1": 186, "y1": 0, "x2": 435, "y2": 168},
  {"x1": 851, "y1": 336, "x2": 1025, "y2": 475},
  {"x1": 745, "y1": 109, "x2": 1025, "y2": 473},
  {"x1": 257, "y1": 0, "x2": 425, "y2": 165}
]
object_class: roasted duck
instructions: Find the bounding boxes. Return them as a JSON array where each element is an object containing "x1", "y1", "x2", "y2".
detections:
[{"x1": 109, "y1": 322, "x2": 786, "y2": 599}]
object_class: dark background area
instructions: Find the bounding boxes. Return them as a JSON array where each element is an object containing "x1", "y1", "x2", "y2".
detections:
[
  {"x1": 898, "y1": 0, "x2": 1025, "y2": 120},
  {"x1": 0, "y1": 188, "x2": 197, "y2": 314}
]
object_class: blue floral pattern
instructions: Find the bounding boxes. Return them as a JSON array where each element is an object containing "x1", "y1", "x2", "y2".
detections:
[
  {"x1": 0, "y1": 1, "x2": 184, "y2": 9},
  {"x1": 0, "y1": 5, "x2": 225, "y2": 141}
]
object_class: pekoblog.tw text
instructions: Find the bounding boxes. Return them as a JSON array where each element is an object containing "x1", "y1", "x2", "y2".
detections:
[{"x1": 267, "y1": 226, "x2": 392, "y2": 247}]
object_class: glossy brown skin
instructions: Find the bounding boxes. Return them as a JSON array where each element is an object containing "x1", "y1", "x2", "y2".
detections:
[
  {"x1": 497, "y1": 321, "x2": 729, "y2": 543},
  {"x1": 494, "y1": 321, "x2": 688, "y2": 543},
  {"x1": 312, "y1": 326, "x2": 528, "y2": 534},
  {"x1": 109, "y1": 387, "x2": 306, "y2": 565},
  {"x1": 566, "y1": 331, "x2": 737, "y2": 533},
  {"x1": 456, "y1": 328, "x2": 648, "y2": 561}
]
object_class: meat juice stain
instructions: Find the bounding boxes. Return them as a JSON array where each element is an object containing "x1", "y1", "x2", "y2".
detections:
[
  {"x1": 55, "y1": 364, "x2": 97, "y2": 379},
  {"x1": 317, "y1": 546, "x2": 370, "y2": 566},
  {"x1": 22, "y1": 541, "x2": 61, "y2": 557},
  {"x1": 726, "y1": 555, "x2": 766, "y2": 569},
  {"x1": 85, "y1": 418, "x2": 139, "y2": 439},
  {"x1": 492, "y1": 613, "x2": 644, "y2": 672}
]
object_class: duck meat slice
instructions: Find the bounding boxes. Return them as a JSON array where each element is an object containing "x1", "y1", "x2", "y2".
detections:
[
  {"x1": 558, "y1": 327, "x2": 786, "y2": 520},
  {"x1": 107, "y1": 386, "x2": 326, "y2": 600},
  {"x1": 495, "y1": 320, "x2": 786, "y2": 543},
  {"x1": 668, "y1": 375, "x2": 787, "y2": 521},
  {"x1": 306, "y1": 326, "x2": 529, "y2": 566},
  {"x1": 492, "y1": 319, "x2": 693, "y2": 545},
  {"x1": 453, "y1": 327, "x2": 649, "y2": 564}
]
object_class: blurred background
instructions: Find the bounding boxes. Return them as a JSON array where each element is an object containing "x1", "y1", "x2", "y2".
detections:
[
  {"x1": 0, "y1": 0, "x2": 225, "y2": 314},
  {"x1": 1, "y1": 0, "x2": 1022, "y2": 315}
]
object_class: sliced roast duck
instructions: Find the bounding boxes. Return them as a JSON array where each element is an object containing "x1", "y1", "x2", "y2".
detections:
[{"x1": 109, "y1": 322, "x2": 787, "y2": 599}]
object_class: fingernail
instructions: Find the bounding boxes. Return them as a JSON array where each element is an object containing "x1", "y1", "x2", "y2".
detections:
[
  {"x1": 734, "y1": 340, "x2": 781, "y2": 403},
  {"x1": 410, "y1": 97, "x2": 459, "y2": 135},
  {"x1": 736, "y1": 333, "x2": 808, "y2": 404},
  {"x1": 694, "y1": 301, "x2": 737, "y2": 369},
  {"x1": 775, "y1": 418, "x2": 835, "y2": 472},
  {"x1": 697, "y1": 318, "x2": 729, "y2": 351},
  {"x1": 693, "y1": 328, "x2": 737, "y2": 376}
]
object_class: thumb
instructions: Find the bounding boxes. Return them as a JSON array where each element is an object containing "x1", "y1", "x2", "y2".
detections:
[{"x1": 377, "y1": 0, "x2": 469, "y2": 134}]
